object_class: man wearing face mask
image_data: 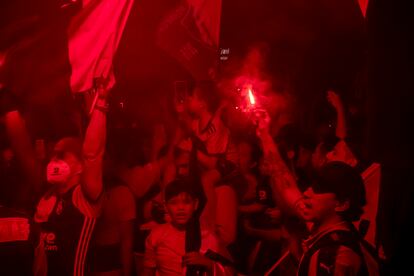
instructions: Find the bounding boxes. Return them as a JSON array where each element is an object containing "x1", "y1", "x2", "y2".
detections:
[{"x1": 33, "y1": 79, "x2": 109, "y2": 276}]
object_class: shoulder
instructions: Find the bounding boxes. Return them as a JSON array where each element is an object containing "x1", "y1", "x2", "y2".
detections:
[
  {"x1": 149, "y1": 223, "x2": 173, "y2": 239},
  {"x1": 335, "y1": 245, "x2": 362, "y2": 266},
  {"x1": 72, "y1": 185, "x2": 102, "y2": 218},
  {"x1": 146, "y1": 223, "x2": 176, "y2": 246},
  {"x1": 315, "y1": 230, "x2": 363, "y2": 273}
]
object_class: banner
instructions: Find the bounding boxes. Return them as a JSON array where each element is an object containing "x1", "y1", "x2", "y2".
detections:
[
  {"x1": 68, "y1": 0, "x2": 134, "y2": 92},
  {"x1": 358, "y1": 0, "x2": 369, "y2": 17},
  {"x1": 156, "y1": 0, "x2": 222, "y2": 80}
]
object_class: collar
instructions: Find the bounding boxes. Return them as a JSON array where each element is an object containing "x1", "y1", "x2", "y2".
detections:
[{"x1": 302, "y1": 221, "x2": 350, "y2": 252}]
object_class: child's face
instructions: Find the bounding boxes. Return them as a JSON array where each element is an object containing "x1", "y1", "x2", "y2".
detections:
[
  {"x1": 186, "y1": 90, "x2": 204, "y2": 115},
  {"x1": 166, "y1": 192, "x2": 198, "y2": 227}
]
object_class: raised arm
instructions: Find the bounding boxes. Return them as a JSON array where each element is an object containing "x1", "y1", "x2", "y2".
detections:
[
  {"x1": 255, "y1": 112, "x2": 304, "y2": 216},
  {"x1": 327, "y1": 90, "x2": 346, "y2": 140},
  {"x1": 1, "y1": 88, "x2": 42, "y2": 202},
  {"x1": 326, "y1": 91, "x2": 358, "y2": 166},
  {"x1": 81, "y1": 81, "x2": 108, "y2": 201}
]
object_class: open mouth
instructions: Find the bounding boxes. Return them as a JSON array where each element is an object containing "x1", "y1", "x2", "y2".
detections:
[
  {"x1": 175, "y1": 213, "x2": 188, "y2": 219},
  {"x1": 303, "y1": 200, "x2": 312, "y2": 210}
]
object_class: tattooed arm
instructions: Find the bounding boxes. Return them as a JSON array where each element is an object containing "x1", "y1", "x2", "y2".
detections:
[{"x1": 255, "y1": 112, "x2": 304, "y2": 216}]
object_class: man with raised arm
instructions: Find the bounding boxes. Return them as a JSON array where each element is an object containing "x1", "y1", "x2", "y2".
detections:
[
  {"x1": 33, "y1": 79, "x2": 109, "y2": 276},
  {"x1": 255, "y1": 111, "x2": 378, "y2": 276},
  {"x1": 312, "y1": 91, "x2": 358, "y2": 170}
]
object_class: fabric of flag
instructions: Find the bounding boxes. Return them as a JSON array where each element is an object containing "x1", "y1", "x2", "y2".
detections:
[
  {"x1": 355, "y1": 162, "x2": 381, "y2": 247},
  {"x1": 68, "y1": 0, "x2": 134, "y2": 93},
  {"x1": 358, "y1": 0, "x2": 369, "y2": 17},
  {"x1": 156, "y1": 0, "x2": 222, "y2": 80}
]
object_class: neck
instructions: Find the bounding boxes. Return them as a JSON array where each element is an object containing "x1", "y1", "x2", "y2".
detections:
[
  {"x1": 312, "y1": 215, "x2": 346, "y2": 235},
  {"x1": 55, "y1": 175, "x2": 80, "y2": 195},
  {"x1": 171, "y1": 222, "x2": 187, "y2": 232}
]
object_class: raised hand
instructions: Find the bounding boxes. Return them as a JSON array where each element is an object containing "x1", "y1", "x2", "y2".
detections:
[
  {"x1": 254, "y1": 109, "x2": 271, "y2": 138},
  {"x1": 327, "y1": 90, "x2": 343, "y2": 111},
  {"x1": 94, "y1": 76, "x2": 111, "y2": 99},
  {"x1": 327, "y1": 90, "x2": 347, "y2": 139}
]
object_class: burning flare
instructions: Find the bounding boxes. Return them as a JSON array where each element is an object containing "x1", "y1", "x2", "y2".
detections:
[{"x1": 248, "y1": 88, "x2": 256, "y2": 105}]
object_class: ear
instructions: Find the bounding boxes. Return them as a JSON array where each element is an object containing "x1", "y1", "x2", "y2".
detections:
[
  {"x1": 335, "y1": 200, "x2": 350, "y2": 212},
  {"x1": 194, "y1": 199, "x2": 199, "y2": 210}
]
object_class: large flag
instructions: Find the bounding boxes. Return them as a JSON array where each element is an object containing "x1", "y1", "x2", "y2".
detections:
[
  {"x1": 156, "y1": 0, "x2": 222, "y2": 80},
  {"x1": 358, "y1": 0, "x2": 369, "y2": 17},
  {"x1": 68, "y1": 0, "x2": 134, "y2": 92}
]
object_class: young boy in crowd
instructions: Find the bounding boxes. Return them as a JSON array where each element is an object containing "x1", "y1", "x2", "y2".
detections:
[{"x1": 142, "y1": 179, "x2": 234, "y2": 276}]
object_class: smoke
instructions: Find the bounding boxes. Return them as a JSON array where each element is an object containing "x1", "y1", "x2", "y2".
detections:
[{"x1": 218, "y1": 42, "x2": 297, "y2": 136}]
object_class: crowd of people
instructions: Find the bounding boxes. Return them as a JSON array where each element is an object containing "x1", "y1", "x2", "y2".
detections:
[{"x1": 0, "y1": 75, "x2": 379, "y2": 276}]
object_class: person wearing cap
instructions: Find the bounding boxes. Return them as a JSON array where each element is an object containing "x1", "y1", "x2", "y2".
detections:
[
  {"x1": 33, "y1": 79, "x2": 109, "y2": 276},
  {"x1": 255, "y1": 111, "x2": 378, "y2": 276}
]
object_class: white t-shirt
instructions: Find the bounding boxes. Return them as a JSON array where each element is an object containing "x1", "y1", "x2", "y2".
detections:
[{"x1": 143, "y1": 223, "x2": 232, "y2": 276}]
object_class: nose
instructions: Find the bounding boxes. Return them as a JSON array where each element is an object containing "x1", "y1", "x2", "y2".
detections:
[{"x1": 176, "y1": 202, "x2": 186, "y2": 211}]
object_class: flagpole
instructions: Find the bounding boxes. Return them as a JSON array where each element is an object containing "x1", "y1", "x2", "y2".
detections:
[
  {"x1": 88, "y1": 87, "x2": 100, "y2": 116},
  {"x1": 264, "y1": 250, "x2": 290, "y2": 276}
]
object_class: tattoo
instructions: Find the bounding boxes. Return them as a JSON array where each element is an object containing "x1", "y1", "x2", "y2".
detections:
[
  {"x1": 260, "y1": 135, "x2": 296, "y2": 191},
  {"x1": 263, "y1": 151, "x2": 290, "y2": 177}
]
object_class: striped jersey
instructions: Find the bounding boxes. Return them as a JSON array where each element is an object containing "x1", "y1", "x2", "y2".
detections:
[
  {"x1": 298, "y1": 224, "x2": 379, "y2": 276},
  {"x1": 35, "y1": 185, "x2": 101, "y2": 276}
]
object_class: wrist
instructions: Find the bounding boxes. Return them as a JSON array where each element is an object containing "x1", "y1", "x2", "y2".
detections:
[{"x1": 94, "y1": 98, "x2": 109, "y2": 113}]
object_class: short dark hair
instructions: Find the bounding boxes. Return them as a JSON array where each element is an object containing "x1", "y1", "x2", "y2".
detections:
[
  {"x1": 189, "y1": 80, "x2": 220, "y2": 112},
  {"x1": 312, "y1": 161, "x2": 366, "y2": 222},
  {"x1": 54, "y1": 137, "x2": 83, "y2": 162},
  {"x1": 165, "y1": 178, "x2": 198, "y2": 202}
]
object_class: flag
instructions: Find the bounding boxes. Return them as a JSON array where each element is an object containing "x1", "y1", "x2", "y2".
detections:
[
  {"x1": 358, "y1": 0, "x2": 369, "y2": 17},
  {"x1": 156, "y1": 0, "x2": 222, "y2": 80},
  {"x1": 355, "y1": 162, "x2": 381, "y2": 247},
  {"x1": 68, "y1": 0, "x2": 134, "y2": 93}
]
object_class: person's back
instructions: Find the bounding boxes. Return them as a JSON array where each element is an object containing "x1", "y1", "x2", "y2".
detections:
[{"x1": 89, "y1": 184, "x2": 136, "y2": 276}]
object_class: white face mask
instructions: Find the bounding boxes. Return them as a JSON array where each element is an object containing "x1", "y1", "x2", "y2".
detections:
[{"x1": 46, "y1": 160, "x2": 71, "y2": 185}]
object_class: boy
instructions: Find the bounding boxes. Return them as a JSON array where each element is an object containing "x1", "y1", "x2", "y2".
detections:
[{"x1": 142, "y1": 179, "x2": 234, "y2": 276}]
